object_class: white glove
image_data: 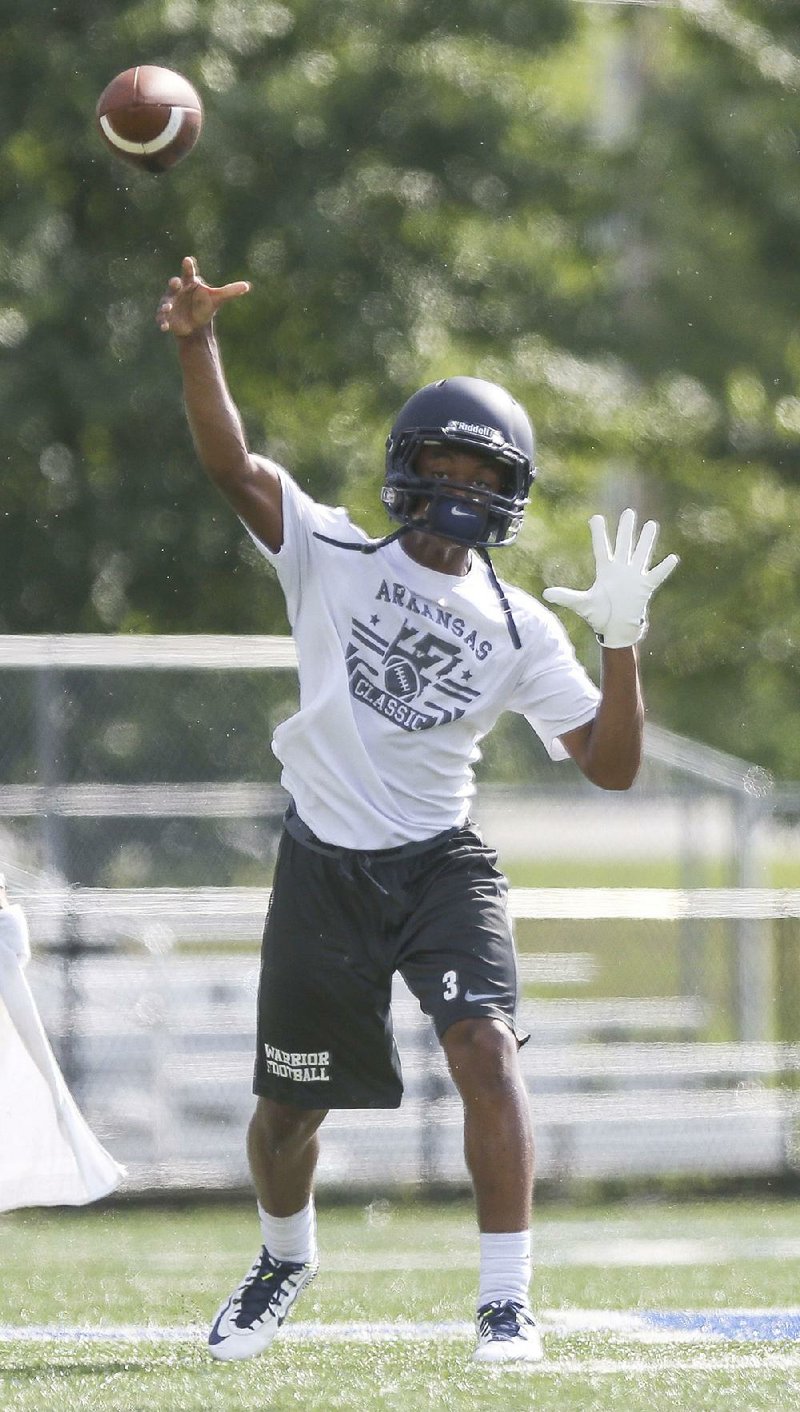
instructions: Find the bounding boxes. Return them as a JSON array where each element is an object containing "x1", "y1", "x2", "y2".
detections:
[{"x1": 543, "y1": 508, "x2": 679, "y2": 648}]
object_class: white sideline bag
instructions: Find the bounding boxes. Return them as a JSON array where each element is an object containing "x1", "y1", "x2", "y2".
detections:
[{"x1": 0, "y1": 903, "x2": 125, "y2": 1211}]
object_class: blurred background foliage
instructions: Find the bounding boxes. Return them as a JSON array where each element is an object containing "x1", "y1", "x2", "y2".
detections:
[{"x1": 1, "y1": 0, "x2": 799, "y2": 774}]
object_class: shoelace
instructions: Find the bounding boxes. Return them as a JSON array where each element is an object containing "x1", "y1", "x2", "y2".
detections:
[
  {"x1": 236, "y1": 1250, "x2": 307, "y2": 1326},
  {"x1": 478, "y1": 1300, "x2": 535, "y2": 1341}
]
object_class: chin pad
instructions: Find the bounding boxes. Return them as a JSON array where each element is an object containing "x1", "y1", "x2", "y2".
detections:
[{"x1": 427, "y1": 496, "x2": 489, "y2": 543}]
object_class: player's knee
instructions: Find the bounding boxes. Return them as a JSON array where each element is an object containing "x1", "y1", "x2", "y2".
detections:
[
  {"x1": 442, "y1": 1017, "x2": 518, "y2": 1095},
  {"x1": 250, "y1": 1096, "x2": 327, "y2": 1155}
]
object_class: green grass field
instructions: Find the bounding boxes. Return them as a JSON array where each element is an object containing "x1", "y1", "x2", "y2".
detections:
[{"x1": 2, "y1": 1195, "x2": 800, "y2": 1411}]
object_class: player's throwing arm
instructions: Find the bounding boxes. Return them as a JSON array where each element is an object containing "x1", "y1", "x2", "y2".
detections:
[
  {"x1": 156, "y1": 258, "x2": 283, "y2": 552},
  {"x1": 156, "y1": 255, "x2": 250, "y2": 338}
]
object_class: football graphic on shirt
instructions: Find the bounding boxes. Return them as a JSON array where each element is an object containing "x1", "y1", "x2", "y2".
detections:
[
  {"x1": 346, "y1": 615, "x2": 485, "y2": 730},
  {"x1": 383, "y1": 655, "x2": 422, "y2": 701}
]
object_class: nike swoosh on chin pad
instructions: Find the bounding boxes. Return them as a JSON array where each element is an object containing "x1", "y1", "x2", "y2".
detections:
[{"x1": 428, "y1": 498, "x2": 487, "y2": 540}]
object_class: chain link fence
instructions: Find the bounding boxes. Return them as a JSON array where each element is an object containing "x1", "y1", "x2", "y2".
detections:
[{"x1": 2, "y1": 635, "x2": 799, "y2": 1193}]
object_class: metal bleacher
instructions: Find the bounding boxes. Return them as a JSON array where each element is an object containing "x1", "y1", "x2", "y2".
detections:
[{"x1": 20, "y1": 885, "x2": 800, "y2": 1192}]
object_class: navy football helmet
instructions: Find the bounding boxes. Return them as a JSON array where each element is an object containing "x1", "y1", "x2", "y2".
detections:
[{"x1": 382, "y1": 376, "x2": 536, "y2": 548}]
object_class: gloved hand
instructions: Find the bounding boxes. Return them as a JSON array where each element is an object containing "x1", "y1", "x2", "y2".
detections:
[{"x1": 543, "y1": 508, "x2": 679, "y2": 648}]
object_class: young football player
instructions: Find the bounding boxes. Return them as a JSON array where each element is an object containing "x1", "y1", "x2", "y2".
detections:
[{"x1": 157, "y1": 257, "x2": 677, "y2": 1364}]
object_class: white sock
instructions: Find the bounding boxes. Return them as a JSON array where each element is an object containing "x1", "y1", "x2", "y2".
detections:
[
  {"x1": 477, "y1": 1230, "x2": 531, "y2": 1309},
  {"x1": 257, "y1": 1198, "x2": 317, "y2": 1264}
]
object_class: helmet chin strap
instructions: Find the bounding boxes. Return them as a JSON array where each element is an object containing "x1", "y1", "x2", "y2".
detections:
[
  {"x1": 313, "y1": 522, "x2": 522, "y2": 650},
  {"x1": 475, "y1": 546, "x2": 522, "y2": 650},
  {"x1": 313, "y1": 522, "x2": 421, "y2": 554}
]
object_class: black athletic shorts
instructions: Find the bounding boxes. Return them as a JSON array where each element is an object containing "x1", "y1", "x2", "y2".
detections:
[{"x1": 253, "y1": 804, "x2": 526, "y2": 1109}]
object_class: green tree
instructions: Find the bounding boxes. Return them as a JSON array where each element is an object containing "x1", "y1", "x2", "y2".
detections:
[
  {"x1": 0, "y1": 0, "x2": 577, "y2": 638},
  {"x1": 2, "y1": 0, "x2": 800, "y2": 779},
  {"x1": 547, "y1": 1, "x2": 800, "y2": 773}
]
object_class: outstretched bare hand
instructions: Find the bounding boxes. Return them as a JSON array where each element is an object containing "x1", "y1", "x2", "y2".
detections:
[{"x1": 156, "y1": 256, "x2": 251, "y2": 337}]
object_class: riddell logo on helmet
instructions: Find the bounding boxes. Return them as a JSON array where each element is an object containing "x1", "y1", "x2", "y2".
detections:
[{"x1": 445, "y1": 420, "x2": 504, "y2": 443}]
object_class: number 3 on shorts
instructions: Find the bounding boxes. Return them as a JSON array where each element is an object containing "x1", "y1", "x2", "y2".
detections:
[{"x1": 442, "y1": 969, "x2": 459, "y2": 1001}]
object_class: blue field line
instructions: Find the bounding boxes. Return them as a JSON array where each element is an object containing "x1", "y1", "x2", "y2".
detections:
[
  {"x1": 1, "y1": 1310, "x2": 800, "y2": 1345},
  {"x1": 547, "y1": 1308, "x2": 800, "y2": 1342},
  {"x1": 639, "y1": 1310, "x2": 800, "y2": 1341}
]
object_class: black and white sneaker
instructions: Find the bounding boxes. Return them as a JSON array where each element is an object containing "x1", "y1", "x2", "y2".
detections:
[
  {"x1": 208, "y1": 1246, "x2": 319, "y2": 1362},
  {"x1": 473, "y1": 1299, "x2": 544, "y2": 1363}
]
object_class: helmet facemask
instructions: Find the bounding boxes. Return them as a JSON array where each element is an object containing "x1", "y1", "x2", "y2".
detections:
[
  {"x1": 382, "y1": 427, "x2": 533, "y2": 549},
  {"x1": 384, "y1": 376, "x2": 536, "y2": 549},
  {"x1": 312, "y1": 378, "x2": 535, "y2": 651}
]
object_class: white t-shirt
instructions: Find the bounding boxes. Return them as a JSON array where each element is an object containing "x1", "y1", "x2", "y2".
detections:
[{"x1": 248, "y1": 462, "x2": 600, "y2": 848}]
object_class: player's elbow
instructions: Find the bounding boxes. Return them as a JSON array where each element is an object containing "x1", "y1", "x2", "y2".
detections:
[
  {"x1": 585, "y1": 759, "x2": 640, "y2": 791},
  {"x1": 598, "y1": 772, "x2": 638, "y2": 793}
]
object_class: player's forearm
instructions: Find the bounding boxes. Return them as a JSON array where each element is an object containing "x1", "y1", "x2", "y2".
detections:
[
  {"x1": 177, "y1": 323, "x2": 251, "y2": 485},
  {"x1": 582, "y1": 647, "x2": 643, "y2": 790}
]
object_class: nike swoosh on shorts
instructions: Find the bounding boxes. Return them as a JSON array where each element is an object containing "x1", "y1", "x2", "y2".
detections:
[{"x1": 464, "y1": 989, "x2": 502, "y2": 1003}]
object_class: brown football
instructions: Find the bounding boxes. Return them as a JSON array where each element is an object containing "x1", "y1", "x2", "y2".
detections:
[{"x1": 96, "y1": 65, "x2": 203, "y2": 173}]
